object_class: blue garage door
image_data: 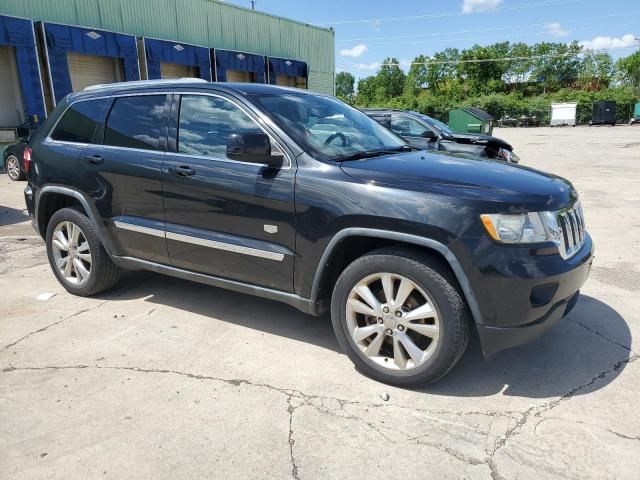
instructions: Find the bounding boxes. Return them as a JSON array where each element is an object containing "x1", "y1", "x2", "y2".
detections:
[
  {"x1": 214, "y1": 49, "x2": 266, "y2": 83},
  {"x1": 41, "y1": 22, "x2": 140, "y2": 105},
  {"x1": 0, "y1": 15, "x2": 46, "y2": 127},
  {"x1": 144, "y1": 38, "x2": 211, "y2": 81},
  {"x1": 267, "y1": 57, "x2": 308, "y2": 89}
]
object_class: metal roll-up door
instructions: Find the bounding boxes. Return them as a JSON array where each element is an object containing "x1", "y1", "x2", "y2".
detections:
[
  {"x1": 67, "y1": 52, "x2": 123, "y2": 91},
  {"x1": 160, "y1": 62, "x2": 196, "y2": 79},
  {"x1": 226, "y1": 70, "x2": 254, "y2": 83},
  {"x1": 0, "y1": 46, "x2": 25, "y2": 126}
]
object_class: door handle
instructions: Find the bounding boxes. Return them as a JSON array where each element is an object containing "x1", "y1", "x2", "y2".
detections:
[
  {"x1": 168, "y1": 165, "x2": 196, "y2": 177},
  {"x1": 84, "y1": 155, "x2": 103, "y2": 165}
]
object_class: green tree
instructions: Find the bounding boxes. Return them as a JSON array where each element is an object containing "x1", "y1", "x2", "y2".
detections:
[
  {"x1": 374, "y1": 57, "x2": 406, "y2": 101},
  {"x1": 335, "y1": 71, "x2": 355, "y2": 100},
  {"x1": 578, "y1": 51, "x2": 614, "y2": 90},
  {"x1": 355, "y1": 76, "x2": 377, "y2": 105},
  {"x1": 425, "y1": 48, "x2": 460, "y2": 92},
  {"x1": 616, "y1": 51, "x2": 640, "y2": 93},
  {"x1": 403, "y1": 55, "x2": 429, "y2": 97}
]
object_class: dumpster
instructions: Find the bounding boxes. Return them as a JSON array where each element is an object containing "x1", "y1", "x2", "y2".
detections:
[
  {"x1": 590, "y1": 100, "x2": 616, "y2": 126},
  {"x1": 631, "y1": 103, "x2": 640, "y2": 125},
  {"x1": 550, "y1": 102, "x2": 577, "y2": 127},
  {"x1": 448, "y1": 107, "x2": 493, "y2": 135}
]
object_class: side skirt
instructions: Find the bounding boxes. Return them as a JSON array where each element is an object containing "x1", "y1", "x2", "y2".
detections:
[{"x1": 112, "y1": 255, "x2": 320, "y2": 316}]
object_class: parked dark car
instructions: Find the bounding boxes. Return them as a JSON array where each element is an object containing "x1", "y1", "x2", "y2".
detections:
[
  {"x1": 3, "y1": 139, "x2": 28, "y2": 181},
  {"x1": 364, "y1": 109, "x2": 519, "y2": 163},
  {"x1": 497, "y1": 116, "x2": 518, "y2": 127},
  {"x1": 24, "y1": 80, "x2": 592, "y2": 386},
  {"x1": 519, "y1": 114, "x2": 541, "y2": 127}
]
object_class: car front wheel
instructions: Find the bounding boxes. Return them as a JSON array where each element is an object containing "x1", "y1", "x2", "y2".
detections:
[{"x1": 331, "y1": 248, "x2": 470, "y2": 386}]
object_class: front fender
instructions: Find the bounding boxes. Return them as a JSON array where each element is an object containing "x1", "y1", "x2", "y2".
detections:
[{"x1": 308, "y1": 228, "x2": 484, "y2": 326}]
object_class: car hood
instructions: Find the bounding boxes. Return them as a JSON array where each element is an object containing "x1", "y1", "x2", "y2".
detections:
[
  {"x1": 340, "y1": 150, "x2": 576, "y2": 211},
  {"x1": 447, "y1": 133, "x2": 512, "y2": 151}
]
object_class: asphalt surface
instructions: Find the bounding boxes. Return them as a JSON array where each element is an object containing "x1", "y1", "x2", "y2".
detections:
[{"x1": 1, "y1": 126, "x2": 639, "y2": 479}]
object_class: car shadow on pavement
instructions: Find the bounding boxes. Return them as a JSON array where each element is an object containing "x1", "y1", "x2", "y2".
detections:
[
  {"x1": 100, "y1": 270, "x2": 341, "y2": 353},
  {"x1": 102, "y1": 273, "x2": 630, "y2": 399},
  {"x1": 423, "y1": 295, "x2": 632, "y2": 398},
  {"x1": 0, "y1": 206, "x2": 29, "y2": 226}
]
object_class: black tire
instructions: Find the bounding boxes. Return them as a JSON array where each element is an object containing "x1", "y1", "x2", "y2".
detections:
[
  {"x1": 45, "y1": 207, "x2": 120, "y2": 296},
  {"x1": 330, "y1": 247, "x2": 470, "y2": 386},
  {"x1": 4, "y1": 154, "x2": 25, "y2": 181}
]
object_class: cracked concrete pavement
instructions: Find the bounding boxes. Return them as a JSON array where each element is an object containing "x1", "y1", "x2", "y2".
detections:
[{"x1": 1, "y1": 126, "x2": 639, "y2": 479}]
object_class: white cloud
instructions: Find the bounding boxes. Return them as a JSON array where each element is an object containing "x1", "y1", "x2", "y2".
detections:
[
  {"x1": 544, "y1": 22, "x2": 569, "y2": 37},
  {"x1": 462, "y1": 0, "x2": 502, "y2": 13},
  {"x1": 339, "y1": 44, "x2": 368, "y2": 58},
  {"x1": 579, "y1": 33, "x2": 638, "y2": 50},
  {"x1": 353, "y1": 62, "x2": 380, "y2": 71}
]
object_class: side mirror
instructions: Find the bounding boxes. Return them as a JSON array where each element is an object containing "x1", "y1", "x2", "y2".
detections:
[
  {"x1": 226, "y1": 132, "x2": 283, "y2": 168},
  {"x1": 422, "y1": 129, "x2": 438, "y2": 140}
]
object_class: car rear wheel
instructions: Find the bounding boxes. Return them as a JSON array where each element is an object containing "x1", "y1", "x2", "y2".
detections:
[
  {"x1": 5, "y1": 155, "x2": 24, "y2": 181},
  {"x1": 46, "y1": 207, "x2": 120, "y2": 296},
  {"x1": 331, "y1": 248, "x2": 470, "y2": 386}
]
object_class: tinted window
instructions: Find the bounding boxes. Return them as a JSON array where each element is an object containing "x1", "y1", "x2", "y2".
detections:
[
  {"x1": 104, "y1": 95, "x2": 166, "y2": 150},
  {"x1": 390, "y1": 114, "x2": 430, "y2": 137},
  {"x1": 51, "y1": 99, "x2": 107, "y2": 143},
  {"x1": 178, "y1": 95, "x2": 263, "y2": 160}
]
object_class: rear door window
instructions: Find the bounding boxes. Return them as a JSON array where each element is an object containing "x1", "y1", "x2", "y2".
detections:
[
  {"x1": 104, "y1": 95, "x2": 167, "y2": 151},
  {"x1": 50, "y1": 99, "x2": 108, "y2": 143}
]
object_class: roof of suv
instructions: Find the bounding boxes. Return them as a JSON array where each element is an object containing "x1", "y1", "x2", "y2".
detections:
[{"x1": 67, "y1": 79, "x2": 316, "y2": 101}]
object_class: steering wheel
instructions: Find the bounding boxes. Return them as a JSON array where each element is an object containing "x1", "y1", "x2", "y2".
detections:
[{"x1": 324, "y1": 132, "x2": 348, "y2": 147}]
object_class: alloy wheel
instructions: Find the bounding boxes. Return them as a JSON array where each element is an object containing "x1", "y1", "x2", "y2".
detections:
[
  {"x1": 6, "y1": 155, "x2": 21, "y2": 180},
  {"x1": 51, "y1": 221, "x2": 92, "y2": 286},
  {"x1": 346, "y1": 272, "x2": 441, "y2": 371}
]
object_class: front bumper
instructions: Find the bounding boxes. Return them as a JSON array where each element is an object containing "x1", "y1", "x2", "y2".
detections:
[
  {"x1": 477, "y1": 290, "x2": 580, "y2": 357},
  {"x1": 459, "y1": 233, "x2": 594, "y2": 357}
]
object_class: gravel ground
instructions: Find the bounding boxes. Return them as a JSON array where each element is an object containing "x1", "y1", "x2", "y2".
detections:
[{"x1": 1, "y1": 126, "x2": 639, "y2": 479}]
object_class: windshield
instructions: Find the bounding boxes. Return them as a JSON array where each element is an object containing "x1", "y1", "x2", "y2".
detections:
[
  {"x1": 414, "y1": 113, "x2": 455, "y2": 137},
  {"x1": 251, "y1": 93, "x2": 407, "y2": 161}
]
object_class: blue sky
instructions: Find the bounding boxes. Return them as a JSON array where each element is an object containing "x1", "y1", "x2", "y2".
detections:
[{"x1": 225, "y1": 0, "x2": 639, "y2": 79}]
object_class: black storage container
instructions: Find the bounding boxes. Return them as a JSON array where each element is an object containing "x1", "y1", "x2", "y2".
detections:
[{"x1": 590, "y1": 101, "x2": 616, "y2": 126}]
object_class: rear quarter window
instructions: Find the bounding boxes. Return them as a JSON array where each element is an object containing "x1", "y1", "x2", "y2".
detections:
[{"x1": 50, "y1": 99, "x2": 107, "y2": 143}]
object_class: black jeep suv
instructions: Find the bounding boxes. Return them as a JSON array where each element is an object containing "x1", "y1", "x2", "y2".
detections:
[
  {"x1": 24, "y1": 80, "x2": 593, "y2": 386},
  {"x1": 365, "y1": 109, "x2": 519, "y2": 163}
]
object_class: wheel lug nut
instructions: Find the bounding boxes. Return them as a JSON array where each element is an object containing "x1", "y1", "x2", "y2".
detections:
[
  {"x1": 385, "y1": 328, "x2": 393, "y2": 335},
  {"x1": 383, "y1": 307, "x2": 389, "y2": 313},
  {"x1": 377, "y1": 318, "x2": 383, "y2": 324},
  {"x1": 398, "y1": 325, "x2": 405, "y2": 331},
  {"x1": 395, "y1": 311, "x2": 402, "y2": 317}
]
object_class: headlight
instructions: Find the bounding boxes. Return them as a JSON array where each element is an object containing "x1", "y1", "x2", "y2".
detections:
[
  {"x1": 498, "y1": 148, "x2": 518, "y2": 163},
  {"x1": 480, "y1": 212, "x2": 559, "y2": 244}
]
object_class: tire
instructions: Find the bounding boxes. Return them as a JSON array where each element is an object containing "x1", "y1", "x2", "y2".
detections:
[
  {"x1": 5, "y1": 154, "x2": 25, "y2": 181},
  {"x1": 330, "y1": 247, "x2": 470, "y2": 386},
  {"x1": 45, "y1": 207, "x2": 120, "y2": 296}
]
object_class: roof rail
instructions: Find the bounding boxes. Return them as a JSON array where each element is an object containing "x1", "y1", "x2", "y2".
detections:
[{"x1": 83, "y1": 78, "x2": 207, "y2": 91}]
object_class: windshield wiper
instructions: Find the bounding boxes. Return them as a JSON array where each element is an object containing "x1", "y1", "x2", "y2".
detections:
[{"x1": 336, "y1": 145, "x2": 416, "y2": 162}]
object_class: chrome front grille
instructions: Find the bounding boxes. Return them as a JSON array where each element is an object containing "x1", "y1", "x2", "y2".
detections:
[{"x1": 557, "y1": 202, "x2": 586, "y2": 259}]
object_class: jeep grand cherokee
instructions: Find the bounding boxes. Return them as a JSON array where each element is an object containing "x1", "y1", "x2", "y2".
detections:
[{"x1": 23, "y1": 80, "x2": 593, "y2": 386}]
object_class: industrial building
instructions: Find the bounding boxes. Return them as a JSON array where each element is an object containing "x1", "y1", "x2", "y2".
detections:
[{"x1": 0, "y1": 0, "x2": 335, "y2": 139}]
